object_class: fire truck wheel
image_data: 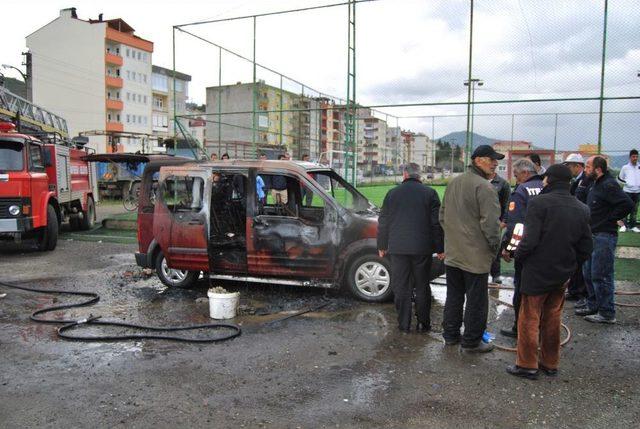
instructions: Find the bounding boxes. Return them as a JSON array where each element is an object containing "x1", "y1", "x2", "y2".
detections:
[
  {"x1": 36, "y1": 205, "x2": 59, "y2": 251},
  {"x1": 155, "y1": 251, "x2": 199, "y2": 289},
  {"x1": 346, "y1": 254, "x2": 393, "y2": 303},
  {"x1": 80, "y1": 197, "x2": 95, "y2": 230}
]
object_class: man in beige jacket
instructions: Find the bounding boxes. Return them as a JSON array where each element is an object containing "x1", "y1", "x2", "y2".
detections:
[{"x1": 439, "y1": 145, "x2": 503, "y2": 353}]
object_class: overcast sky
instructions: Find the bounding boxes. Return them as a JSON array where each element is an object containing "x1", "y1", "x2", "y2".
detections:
[{"x1": 2, "y1": 0, "x2": 639, "y2": 153}]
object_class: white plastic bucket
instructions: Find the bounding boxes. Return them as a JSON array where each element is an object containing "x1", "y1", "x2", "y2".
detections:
[{"x1": 207, "y1": 291, "x2": 240, "y2": 319}]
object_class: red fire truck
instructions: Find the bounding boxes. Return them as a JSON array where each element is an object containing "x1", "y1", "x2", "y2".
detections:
[{"x1": 0, "y1": 89, "x2": 97, "y2": 250}]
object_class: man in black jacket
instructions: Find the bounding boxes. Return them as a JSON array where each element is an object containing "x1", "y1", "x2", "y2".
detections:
[
  {"x1": 563, "y1": 153, "x2": 590, "y2": 302},
  {"x1": 500, "y1": 158, "x2": 544, "y2": 338},
  {"x1": 489, "y1": 171, "x2": 511, "y2": 284},
  {"x1": 378, "y1": 163, "x2": 444, "y2": 333},
  {"x1": 576, "y1": 156, "x2": 634, "y2": 324},
  {"x1": 507, "y1": 164, "x2": 593, "y2": 379}
]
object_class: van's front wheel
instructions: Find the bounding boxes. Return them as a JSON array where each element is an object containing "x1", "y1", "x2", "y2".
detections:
[
  {"x1": 155, "y1": 251, "x2": 199, "y2": 288},
  {"x1": 346, "y1": 254, "x2": 393, "y2": 302}
]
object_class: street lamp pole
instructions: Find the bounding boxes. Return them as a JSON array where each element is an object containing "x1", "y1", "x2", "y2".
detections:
[{"x1": 2, "y1": 63, "x2": 28, "y2": 99}]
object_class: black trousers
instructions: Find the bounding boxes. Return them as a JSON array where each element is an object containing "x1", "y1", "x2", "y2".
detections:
[
  {"x1": 512, "y1": 260, "x2": 522, "y2": 330},
  {"x1": 624, "y1": 192, "x2": 639, "y2": 229},
  {"x1": 490, "y1": 246, "x2": 502, "y2": 278},
  {"x1": 442, "y1": 265, "x2": 488, "y2": 347},
  {"x1": 389, "y1": 254, "x2": 432, "y2": 330},
  {"x1": 567, "y1": 263, "x2": 587, "y2": 299}
]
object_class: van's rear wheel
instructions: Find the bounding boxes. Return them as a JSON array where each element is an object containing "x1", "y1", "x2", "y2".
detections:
[
  {"x1": 35, "y1": 205, "x2": 58, "y2": 251},
  {"x1": 346, "y1": 254, "x2": 392, "y2": 302},
  {"x1": 155, "y1": 251, "x2": 199, "y2": 288}
]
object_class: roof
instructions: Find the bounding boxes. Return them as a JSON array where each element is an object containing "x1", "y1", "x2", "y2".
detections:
[
  {"x1": 152, "y1": 65, "x2": 192, "y2": 82},
  {"x1": 82, "y1": 153, "x2": 190, "y2": 164},
  {"x1": 162, "y1": 160, "x2": 331, "y2": 174}
]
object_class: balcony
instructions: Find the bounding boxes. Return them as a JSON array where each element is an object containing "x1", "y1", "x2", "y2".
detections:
[
  {"x1": 106, "y1": 99, "x2": 123, "y2": 110},
  {"x1": 105, "y1": 76, "x2": 123, "y2": 88},
  {"x1": 105, "y1": 52, "x2": 123, "y2": 66},
  {"x1": 106, "y1": 121, "x2": 124, "y2": 132}
]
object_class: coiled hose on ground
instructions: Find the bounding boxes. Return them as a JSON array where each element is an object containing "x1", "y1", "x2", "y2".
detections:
[{"x1": 0, "y1": 280, "x2": 241, "y2": 343}]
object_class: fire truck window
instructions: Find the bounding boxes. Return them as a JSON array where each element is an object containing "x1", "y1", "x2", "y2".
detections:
[
  {"x1": 162, "y1": 176, "x2": 204, "y2": 212},
  {"x1": 0, "y1": 141, "x2": 24, "y2": 171},
  {"x1": 28, "y1": 143, "x2": 45, "y2": 172}
]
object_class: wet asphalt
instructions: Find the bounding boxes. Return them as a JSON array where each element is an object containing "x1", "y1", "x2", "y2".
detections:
[{"x1": 0, "y1": 239, "x2": 639, "y2": 428}]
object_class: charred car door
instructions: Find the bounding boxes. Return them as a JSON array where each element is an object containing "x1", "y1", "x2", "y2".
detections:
[
  {"x1": 154, "y1": 169, "x2": 209, "y2": 272},
  {"x1": 248, "y1": 170, "x2": 339, "y2": 279},
  {"x1": 208, "y1": 170, "x2": 248, "y2": 274}
]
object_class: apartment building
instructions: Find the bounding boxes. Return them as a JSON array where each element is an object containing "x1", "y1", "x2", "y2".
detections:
[
  {"x1": 151, "y1": 65, "x2": 191, "y2": 151},
  {"x1": 26, "y1": 8, "x2": 153, "y2": 153},
  {"x1": 492, "y1": 140, "x2": 555, "y2": 180},
  {"x1": 205, "y1": 81, "x2": 319, "y2": 159},
  {"x1": 355, "y1": 109, "x2": 389, "y2": 173},
  {"x1": 412, "y1": 133, "x2": 435, "y2": 171}
]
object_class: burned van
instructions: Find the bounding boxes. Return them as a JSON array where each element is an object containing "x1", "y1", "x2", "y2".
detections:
[{"x1": 135, "y1": 160, "x2": 443, "y2": 302}]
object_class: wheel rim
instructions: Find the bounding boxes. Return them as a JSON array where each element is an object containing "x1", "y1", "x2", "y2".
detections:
[
  {"x1": 354, "y1": 261, "x2": 390, "y2": 297},
  {"x1": 161, "y1": 257, "x2": 188, "y2": 284}
]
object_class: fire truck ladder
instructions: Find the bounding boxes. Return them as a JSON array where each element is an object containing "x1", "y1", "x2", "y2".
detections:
[{"x1": 0, "y1": 86, "x2": 68, "y2": 138}]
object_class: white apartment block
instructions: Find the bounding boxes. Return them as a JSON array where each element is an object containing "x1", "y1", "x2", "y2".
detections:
[
  {"x1": 26, "y1": 8, "x2": 153, "y2": 153},
  {"x1": 412, "y1": 133, "x2": 436, "y2": 170},
  {"x1": 356, "y1": 110, "x2": 389, "y2": 172},
  {"x1": 151, "y1": 65, "x2": 191, "y2": 151}
]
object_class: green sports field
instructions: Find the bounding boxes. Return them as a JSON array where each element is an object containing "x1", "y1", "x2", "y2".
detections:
[{"x1": 357, "y1": 184, "x2": 446, "y2": 207}]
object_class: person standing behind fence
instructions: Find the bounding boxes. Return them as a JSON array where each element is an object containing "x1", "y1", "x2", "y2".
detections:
[
  {"x1": 617, "y1": 149, "x2": 640, "y2": 233},
  {"x1": 377, "y1": 163, "x2": 444, "y2": 333},
  {"x1": 499, "y1": 158, "x2": 543, "y2": 339},
  {"x1": 506, "y1": 164, "x2": 592, "y2": 380},
  {"x1": 439, "y1": 145, "x2": 502, "y2": 353},
  {"x1": 576, "y1": 156, "x2": 633, "y2": 324},
  {"x1": 489, "y1": 171, "x2": 511, "y2": 284}
]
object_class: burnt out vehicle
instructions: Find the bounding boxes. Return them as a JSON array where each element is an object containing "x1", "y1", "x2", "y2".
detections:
[{"x1": 134, "y1": 160, "x2": 443, "y2": 302}]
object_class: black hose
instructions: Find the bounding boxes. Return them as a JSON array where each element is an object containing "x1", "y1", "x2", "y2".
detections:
[{"x1": 0, "y1": 280, "x2": 241, "y2": 343}]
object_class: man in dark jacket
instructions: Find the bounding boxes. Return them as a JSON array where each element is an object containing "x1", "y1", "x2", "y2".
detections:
[
  {"x1": 500, "y1": 158, "x2": 544, "y2": 338},
  {"x1": 378, "y1": 163, "x2": 444, "y2": 333},
  {"x1": 576, "y1": 156, "x2": 634, "y2": 324},
  {"x1": 489, "y1": 171, "x2": 511, "y2": 284},
  {"x1": 506, "y1": 164, "x2": 593, "y2": 379},
  {"x1": 563, "y1": 153, "x2": 590, "y2": 302}
]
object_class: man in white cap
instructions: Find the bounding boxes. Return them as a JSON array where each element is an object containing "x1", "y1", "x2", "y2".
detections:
[
  {"x1": 564, "y1": 153, "x2": 590, "y2": 203},
  {"x1": 563, "y1": 153, "x2": 590, "y2": 303}
]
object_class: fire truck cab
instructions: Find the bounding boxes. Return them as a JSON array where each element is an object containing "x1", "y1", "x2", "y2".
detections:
[{"x1": 0, "y1": 122, "x2": 98, "y2": 250}]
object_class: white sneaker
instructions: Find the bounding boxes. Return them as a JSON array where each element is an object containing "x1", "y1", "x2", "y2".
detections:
[
  {"x1": 632, "y1": 227, "x2": 640, "y2": 233},
  {"x1": 619, "y1": 226, "x2": 627, "y2": 233}
]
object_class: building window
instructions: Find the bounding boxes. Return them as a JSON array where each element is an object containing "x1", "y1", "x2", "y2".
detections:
[
  {"x1": 116, "y1": 114, "x2": 120, "y2": 122},
  {"x1": 143, "y1": 74, "x2": 147, "y2": 83},
  {"x1": 126, "y1": 92, "x2": 130, "y2": 101},
  {"x1": 137, "y1": 52, "x2": 141, "y2": 60},
  {"x1": 143, "y1": 95, "x2": 147, "y2": 104},
  {"x1": 126, "y1": 114, "x2": 130, "y2": 123},
  {"x1": 126, "y1": 48, "x2": 130, "y2": 57},
  {"x1": 107, "y1": 113, "x2": 112, "y2": 121},
  {"x1": 143, "y1": 116, "x2": 147, "y2": 125},
  {"x1": 126, "y1": 70, "x2": 130, "y2": 80}
]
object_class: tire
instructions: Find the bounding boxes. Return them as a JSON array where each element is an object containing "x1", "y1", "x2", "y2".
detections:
[
  {"x1": 345, "y1": 253, "x2": 393, "y2": 302},
  {"x1": 36, "y1": 205, "x2": 58, "y2": 251},
  {"x1": 80, "y1": 197, "x2": 95, "y2": 230},
  {"x1": 154, "y1": 251, "x2": 199, "y2": 289}
]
